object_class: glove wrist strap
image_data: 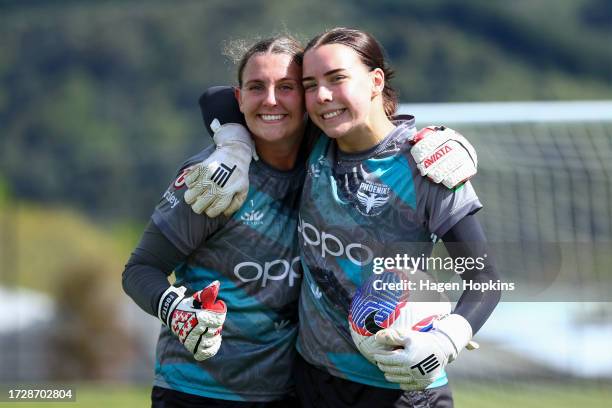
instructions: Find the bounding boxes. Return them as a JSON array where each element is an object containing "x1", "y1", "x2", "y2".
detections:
[
  {"x1": 212, "y1": 123, "x2": 258, "y2": 160},
  {"x1": 434, "y1": 314, "x2": 473, "y2": 362},
  {"x1": 157, "y1": 286, "x2": 185, "y2": 326}
]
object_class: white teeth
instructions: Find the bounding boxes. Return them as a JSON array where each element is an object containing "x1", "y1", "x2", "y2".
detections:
[
  {"x1": 322, "y1": 109, "x2": 344, "y2": 119},
  {"x1": 260, "y1": 114, "x2": 284, "y2": 121}
]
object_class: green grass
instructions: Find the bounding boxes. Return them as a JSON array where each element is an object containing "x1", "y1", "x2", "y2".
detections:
[
  {"x1": 453, "y1": 381, "x2": 612, "y2": 408},
  {"x1": 1, "y1": 381, "x2": 610, "y2": 407}
]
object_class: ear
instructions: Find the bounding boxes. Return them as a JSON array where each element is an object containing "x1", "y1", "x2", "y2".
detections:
[
  {"x1": 370, "y1": 68, "x2": 385, "y2": 97},
  {"x1": 234, "y1": 86, "x2": 244, "y2": 113}
]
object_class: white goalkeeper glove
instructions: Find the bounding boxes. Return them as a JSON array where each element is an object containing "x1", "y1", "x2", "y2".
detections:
[
  {"x1": 373, "y1": 314, "x2": 477, "y2": 391},
  {"x1": 410, "y1": 126, "x2": 478, "y2": 189},
  {"x1": 157, "y1": 281, "x2": 227, "y2": 361},
  {"x1": 184, "y1": 120, "x2": 257, "y2": 217}
]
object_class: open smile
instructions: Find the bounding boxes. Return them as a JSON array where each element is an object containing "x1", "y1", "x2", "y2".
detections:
[
  {"x1": 321, "y1": 109, "x2": 346, "y2": 121},
  {"x1": 258, "y1": 114, "x2": 287, "y2": 122}
]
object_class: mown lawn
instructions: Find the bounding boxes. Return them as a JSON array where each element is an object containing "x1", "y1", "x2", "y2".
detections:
[{"x1": 453, "y1": 381, "x2": 612, "y2": 408}]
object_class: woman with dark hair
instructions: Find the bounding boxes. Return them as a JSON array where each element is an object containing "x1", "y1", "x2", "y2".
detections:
[
  {"x1": 186, "y1": 27, "x2": 497, "y2": 407},
  {"x1": 293, "y1": 27, "x2": 499, "y2": 408},
  {"x1": 123, "y1": 35, "x2": 309, "y2": 407}
]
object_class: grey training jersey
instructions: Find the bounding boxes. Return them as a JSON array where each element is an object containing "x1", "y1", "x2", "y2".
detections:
[
  {"x1": 296, "y1": 117, "x2": 482, "y2": 388},
  {"x1": 152, "y1": 146, "x2": 304, "y2": 401}
]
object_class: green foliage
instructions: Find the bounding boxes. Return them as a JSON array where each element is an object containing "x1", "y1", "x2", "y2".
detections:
[
  {"x1": 1, "y1": 0, "x2": 610, "y2": 220},
  {"x1": 0, "y1": 175, "x2": 10, "y2": 205},
  {"x1": 0, "y1": 201, "x2": 130, "y2": 291}
]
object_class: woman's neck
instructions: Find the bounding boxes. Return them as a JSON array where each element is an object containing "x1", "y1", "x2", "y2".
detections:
[{"x1": 254, "y1": 133, "x2": 304, "y2": 171}]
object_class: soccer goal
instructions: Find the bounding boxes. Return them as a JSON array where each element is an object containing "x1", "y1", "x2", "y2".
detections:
[{"x1": 398, "y1": 101, "x2": 612, "y2": 405}]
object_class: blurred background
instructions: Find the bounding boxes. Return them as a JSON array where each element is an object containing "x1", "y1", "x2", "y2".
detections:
[{"x1": 1, "y1": 0, "x2": 611, "y2": 406}]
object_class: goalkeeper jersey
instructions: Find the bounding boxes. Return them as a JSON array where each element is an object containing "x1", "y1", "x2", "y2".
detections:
[
  {"x1": 151, "y1": 146, "x2": 304, "y2": 402},
  {"x1": 296, "y1": 116, "x2": 482, "y2": 389}
]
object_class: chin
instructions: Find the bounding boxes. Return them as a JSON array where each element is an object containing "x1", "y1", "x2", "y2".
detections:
[
  {"x1": 321, "y1": 124, "x2": 351, "y2": 140},
  {"x1": 260, "y1": 131, "x2": 297, "y2": 144}
]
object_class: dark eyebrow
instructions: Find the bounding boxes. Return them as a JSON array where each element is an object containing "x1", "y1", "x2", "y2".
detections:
[
  {"x1": 244, "y1": 79, "x2": 264, "y2": 87},
  {"x1": 302, "y1": 68, "x2": 346, "y2": 83},
  {"x1": 244, "y1": 78, "x2": 299, "y2": 86}
]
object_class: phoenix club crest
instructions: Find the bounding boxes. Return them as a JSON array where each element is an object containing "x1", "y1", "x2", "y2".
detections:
[{"x1": 355, "y1": 181, "x2": 390, "y2": 216}]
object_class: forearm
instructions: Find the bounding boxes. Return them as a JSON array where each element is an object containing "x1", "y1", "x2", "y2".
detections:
[
  {"x1": 441, "y1": 213, "x2": 501, "y2": 334},
  {"x1": 122, "y1": 221, "x2": 186, "y2": 317}
]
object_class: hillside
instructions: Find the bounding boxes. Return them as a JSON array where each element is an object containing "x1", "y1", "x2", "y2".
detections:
[{"x1": 1, "y1": 0, "x2": 611, "y2": 220}]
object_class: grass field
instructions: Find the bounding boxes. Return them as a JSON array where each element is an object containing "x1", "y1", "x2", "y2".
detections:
[
  {"x1": 453, "y1": 381, "x2": 612, "y2": 408},
  {"x1": 2, "y1": 381, "x2": 610, "y2": 407}
]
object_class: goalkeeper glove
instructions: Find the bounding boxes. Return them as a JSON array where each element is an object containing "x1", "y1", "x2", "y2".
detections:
[
  {"x1": 157, "y1": 281, "x2": 227, "y2": 361},
  {"x1": 184, "y1": 119, "x2": 257, "y2": 217},
  {"x1": 410, "y1": 126, "x2": 478, "y2": 189},
  {"x1": 373, "y1": 314, "x2": 476, "y2": 391}
]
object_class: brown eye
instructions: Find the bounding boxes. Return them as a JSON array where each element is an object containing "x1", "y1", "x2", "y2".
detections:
[
  {"x1": 248, "y1": 84, "x2": 263, "y2": 91},
  {"x1": 303, "y1": 82, "x2": 316, "y2": 91}
]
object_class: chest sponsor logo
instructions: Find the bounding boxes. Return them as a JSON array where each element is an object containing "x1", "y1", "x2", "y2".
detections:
[
  {"x1": 241, "y1": 210, "x2": 265, "y2": 225},
  {"x1": 355, "y1": 181, "x2": 390, "y2": 216},
  {"x1": 240, "y1": 200, "x2": 265, "y2": 226},
  {"x1": 298, "y1": 216, "x2": 374, "y2": 266},
  {"x1": 234, "y1": 256, "x2": 301, "y2": 287}
]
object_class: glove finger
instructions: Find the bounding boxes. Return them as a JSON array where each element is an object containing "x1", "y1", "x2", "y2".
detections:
[
  {"x1": 453, "y1": 134, "x2": 478, "y2": 167},
  {"x1": 194, "y1": 335, "x2": 222, "y2": 361},
  {"x1": 373, "y1": 351, "x2": 411, "y2": 367},
  {"x1": 410, "y1": 129, "x2": 448, "y2": 163},
  {"x1": 194, "y1": 281, "x2": 220, "y2": 308},
  {"x1": 182, "y1": 322, "x2": 206, "y2": 352},
  {"x1": 184, "y1": 165, "x2": 205, "y2": 188},
  {"x1": 424, "y1": 145, "x2": 477, "y2": 188},
  {"x1": 420, "y1": 145, "x2": 461, "y2": 182},
  {"x1": 223, "y1": 189, "x2": 248, "y2": 217},
  {"x1": 196, "y1": 334, "x2": 221, "y2": 348},
  {"x1": 384, "y1": 373, "x2": 416, "y2": 385},
  {"x1": 205, "y1": 195, "x2": 231, "y2": 218},
  {"x1": 442, "y1": 162, "x2": 476, "y2": 189},
  {"x1": 184, "y1": 184, "x2": 207, "y2": 205},
  {"x1": 376, "y1": 364, "x2": 413, "y2": 375},
  {"x1": 374, "y1": 328, "x2": 409, "y2": 347},
  {"x1": 400, "y1": 382, "x2": 426, "y2": 391},
  {"x1": 196, "y1": 306, "x2": 227, "y2": 328},
  {"x1": 191, "y1": 192, "x2": 216, "y2": 215},
  {"x1": 201, "y1": 326, "x2": 223, "y2": 338}
]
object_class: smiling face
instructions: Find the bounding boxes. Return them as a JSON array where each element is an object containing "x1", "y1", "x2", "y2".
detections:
[
  {"x1": 302, "y1": 43, "x2": 386, "y2": 147},
  {"x1": 235, "y1": 52, "x2": 305, "y2": 146}
]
